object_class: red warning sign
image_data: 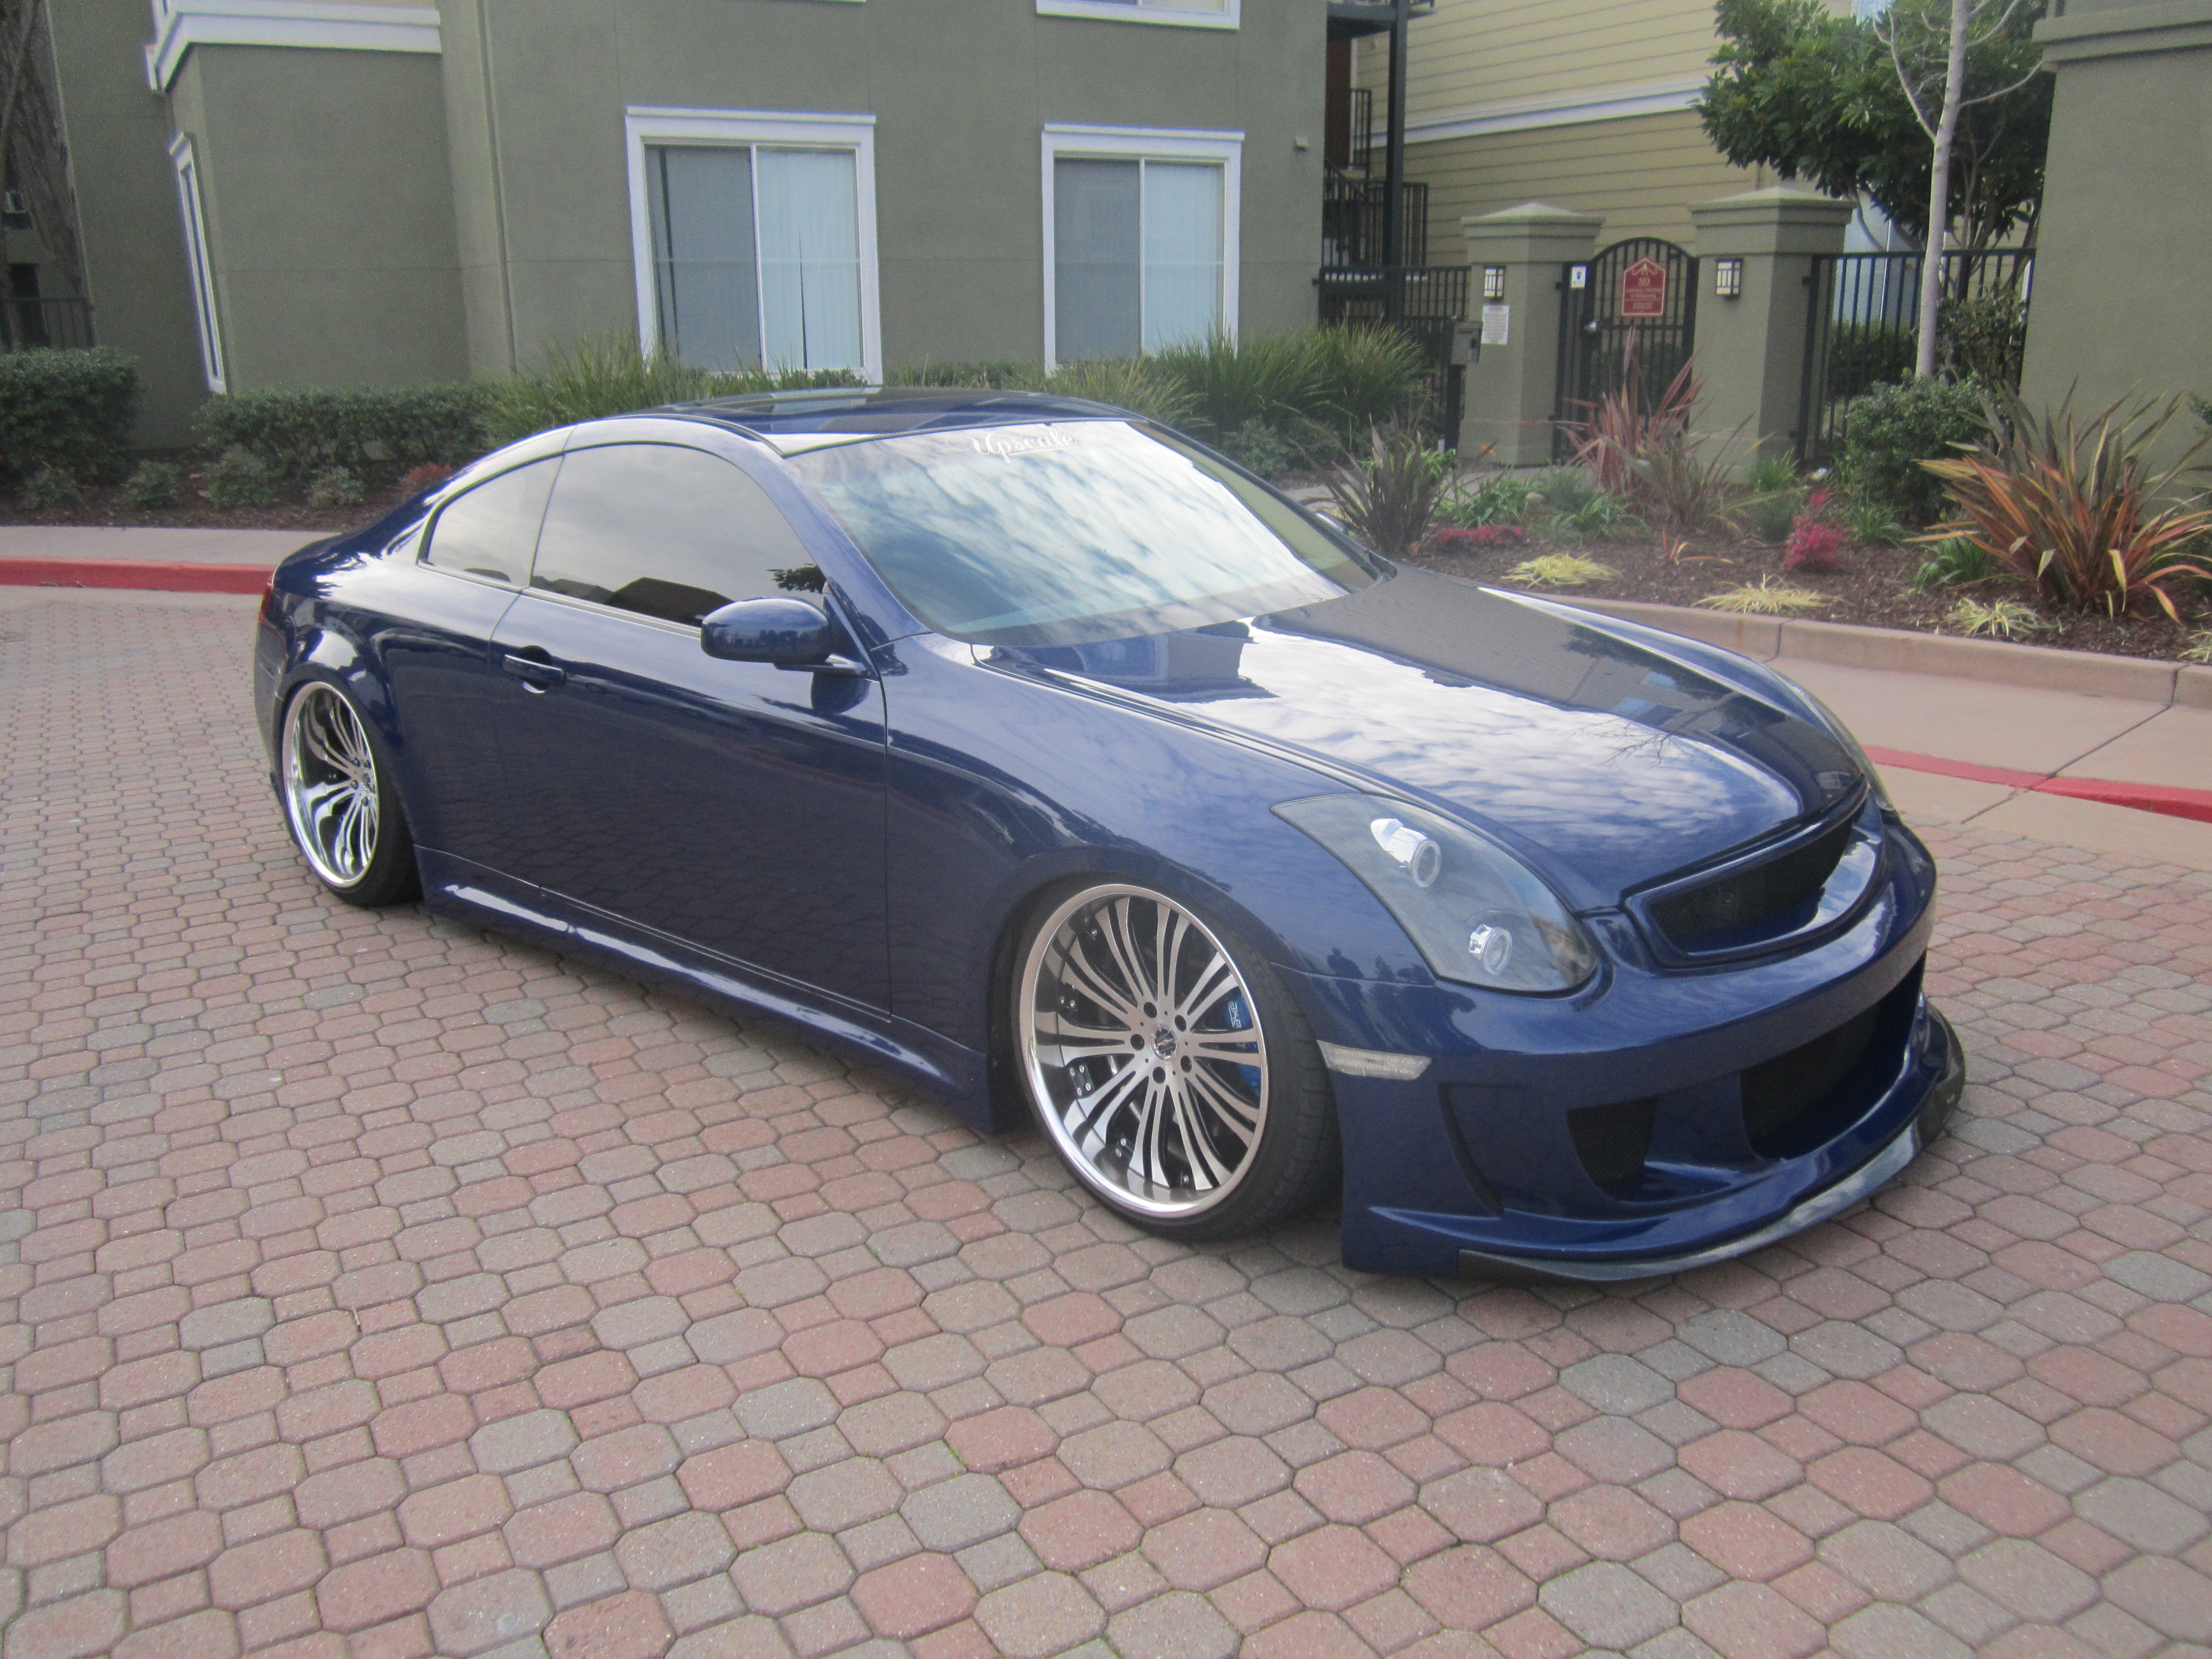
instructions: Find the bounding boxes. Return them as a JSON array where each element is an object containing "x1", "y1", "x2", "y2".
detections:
[{"x1": 1620, "y1": 258, "x2": 1668, "y2": 319}]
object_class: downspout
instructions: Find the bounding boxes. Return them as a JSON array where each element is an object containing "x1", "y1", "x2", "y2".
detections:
[{"x1": 1380, "y1": 0, "x2": 1410, "y2": 320}]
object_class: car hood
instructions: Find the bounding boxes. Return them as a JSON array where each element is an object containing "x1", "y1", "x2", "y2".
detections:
[{"x1": 996, "y1": 567, "x2": 1863, "y2": 905}]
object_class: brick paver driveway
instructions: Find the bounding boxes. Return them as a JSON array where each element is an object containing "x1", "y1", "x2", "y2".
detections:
[{"x1": 4, "y1": 588, "x2": 2210, "y2": 1659}]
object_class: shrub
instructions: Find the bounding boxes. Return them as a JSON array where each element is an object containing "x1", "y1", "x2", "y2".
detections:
[
  {"x1": 197, "y1": 384, "x2": 493, "y2": 478},
  {"x1": 1328, "y1": 423, "x2": 1451, "y2": 557},
  {"x1": 484, "y1": 336, "x2": 862, "y2": 445},
  {"x1": 1219, "y1": 419, "x2": 1303, "y2": 479},
  {"x1": 1833, "y1": 376, "x2": 1986, "y2": 523},
  {"x1": 1437, "y1": 472, "x2": 1538, "y2": 528},
  {"x1": 1939, "y1": 291, "x2": 2029, "y2": 387},
  {"x1": 1698, "y1": 578, "x2": 1826, "y2": 614},
  {"x1": 1299, "y1": 326, "x2": 1429, "y2": 450},
  {"x1": 2185, "y1": 630, "x2": 2212, "y2": 665},
  {"x1": 1739, "y1": 487, "x2": 1804, "y2": 544},
  {"x1": 22, "y1": 463, "x2": 83, "y2": 511},
  {"x1": 1948, "y1": 597, "x2": 2047, "y2": 639},
  {"x1": 886, "y1": 361, "x2": 1028, "y2": 389},
  {"x1": 1921, "y1": 392, "x2": 2212, "y2": 618},
  {"x1": 122, "y1": 461, "x2": 183, "y2": 510},
  {"x1": 0, "y1": 347, "x2": 139, "y2": 486},
  {"x1": 1745, "y1": 451, "x2": 1798, "y2": 497},
  {"x1": 1505, "y1": 553, "x2": 1617, "y2": 587},
  {"x1": 1909, "y1": 536, "x2": 1998, "y2": 589},
  {"x1": 309, "y1": 467, "x2": 366, "y2": 508},
  {"x1": 1531, "y1": 467, "x2": 1597, "y2": 517},
  {"x1": 1032, "y1": 358, "x2": 1196, "y2": 427},
  {"x1": 1782, "y1": 517, "x2": 1846, "y2": 571},
  {"x1": 1560, "y1": 342, "x2": 1700, "y2": 498},
  {"x1": 1550, "y1": 489, "x2": 1642, "y2": 541},
  {"x1": 205, "y1": 448, "x2": 275, "y2": 509},
  {"x1": 1427, "y1": 524, "x2": 1525, "y2": 553},
  {"x1": 1845, "y1": 496, "x2": 1905, "y2": 545},
  {"x1": 398, "y1": 462, "x2": 456, "y2": 498}
]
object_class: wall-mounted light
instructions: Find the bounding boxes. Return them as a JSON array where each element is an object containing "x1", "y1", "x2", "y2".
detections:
[
  {"x1": 1714, "y1": 258, "x2": 1745, "y2": 299},
  {"x1": 1482, "y1": 265, "x2": 1507, "y2": 302}
]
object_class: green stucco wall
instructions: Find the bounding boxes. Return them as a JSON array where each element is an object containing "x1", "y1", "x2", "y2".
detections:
[
  {"x1": 2020, "y1": 0, "x2": 2212, "y2": 452},
  {"x1": 166, "y1": 46, "x2": 469, "y2": 394},
  {"x1": 46, "y1": 0, "x2": 210, "y2": 447},
  {"x1": 438, "y1": 0, "x2": 1325, "y2": 376}
]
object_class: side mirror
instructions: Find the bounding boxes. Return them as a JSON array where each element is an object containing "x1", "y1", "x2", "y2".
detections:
[{"x1": 700, "y1": 597, "x2": 867, "y2": 675}]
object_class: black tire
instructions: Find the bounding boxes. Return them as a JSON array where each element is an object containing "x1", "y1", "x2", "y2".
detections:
[
  {"x1": 1013, "y1": 880, "x2": 1338, "y2": 1240},
  {"x1": 277, "y1": 680, "x2": 422, "y2": 908}
]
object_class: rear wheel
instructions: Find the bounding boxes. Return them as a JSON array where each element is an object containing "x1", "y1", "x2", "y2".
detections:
[
  {"x1": 279, "y1": 682, "x2": 420, "y2": 908},
  {"x1": 1015, "y1": 882, "x2": 1336, "y2": 1239}
]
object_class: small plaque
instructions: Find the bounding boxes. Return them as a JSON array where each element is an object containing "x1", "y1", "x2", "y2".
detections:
[
  {"x1": 1620, "y1": 258, "x2": 1668, "y2": 318},
  {"x1": 1568, "y1": 265, "x2": 1588, "y2": 289},
  {"x1": 1480, "y1": 304, "x2": 1511, "y2": 346}
]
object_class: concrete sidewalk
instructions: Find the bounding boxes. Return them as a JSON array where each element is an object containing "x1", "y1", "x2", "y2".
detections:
[{"x1": 7, "y1": 525, "x2": 2208, "y2": 871}]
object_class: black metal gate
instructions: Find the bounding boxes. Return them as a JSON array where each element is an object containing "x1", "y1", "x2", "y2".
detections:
[{"x1": 1552, "y1": 238, "x2": 1698, "y2": 460}]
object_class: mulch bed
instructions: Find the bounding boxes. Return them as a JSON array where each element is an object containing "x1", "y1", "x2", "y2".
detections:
[
  {"x1": 0, "y1": 477, "x2": 415, "y2": 535},
  {"x1": 1401, "y1": 526, "x2": 2212, "y2": 663}
]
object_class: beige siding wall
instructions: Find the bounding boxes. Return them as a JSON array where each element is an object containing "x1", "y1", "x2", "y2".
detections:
[
  {"x1": 1382, "y1": 0, "x2": 1720, "y2": 114},
  {"x1": 1416, "y1": 112, "x2": 1756, "y2": 253}
]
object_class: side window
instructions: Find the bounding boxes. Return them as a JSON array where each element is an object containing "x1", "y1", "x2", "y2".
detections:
[
  {"x1": 421, "y1": 459, "x2": 559, "y2": 586},
  {"x1": 528, "y1": 444, "x2": 814, "y2": 626}
]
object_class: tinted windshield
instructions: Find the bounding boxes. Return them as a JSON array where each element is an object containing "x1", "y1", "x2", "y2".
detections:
[{"x1": 787, "y1": 420, "x2": 1378, "y2": 646}]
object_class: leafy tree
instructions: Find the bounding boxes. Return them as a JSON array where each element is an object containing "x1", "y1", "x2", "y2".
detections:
[{"x1": 1696, "y1": 0, "x2": 2051, "y2": 254}]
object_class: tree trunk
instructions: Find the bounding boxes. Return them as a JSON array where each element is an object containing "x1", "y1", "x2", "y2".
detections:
[{"x1": 1915, "y1": 0, "x2": 1971, "y2": 378}]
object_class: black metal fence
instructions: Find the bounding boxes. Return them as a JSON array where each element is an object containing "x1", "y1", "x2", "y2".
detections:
[
  {"x1": 1795, "y1": 248, "x2": 2034, "y2": 464},
  {"x1": 1, "y1": 295, "x2": 95, "y2": 352},
  {"x1": 1317, "y1": 263, "x2": 1471, "y2": 444}
]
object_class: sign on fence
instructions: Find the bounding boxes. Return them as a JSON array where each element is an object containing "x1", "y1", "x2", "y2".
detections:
[{"x1": 1620, "y1": 258, "x2": 1668, "y2": 319}]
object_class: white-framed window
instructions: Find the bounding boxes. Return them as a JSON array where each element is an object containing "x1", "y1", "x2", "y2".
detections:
[
  {"x1": 624, "y1": 107, "x2": 882, "y2": 381},
  {"x1": 1042, "y1": 124, "x2": 1241, "y2": 367},
  {"x1": 167, "y1": 133, "x2": 226, "y2": 392},
  {"x1": 1036, "y1": 0, "x2": 1238, "y2": 28}
]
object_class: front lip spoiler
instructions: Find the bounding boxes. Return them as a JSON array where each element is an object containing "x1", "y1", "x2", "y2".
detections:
[{"x1": 1455, "y1": 1012, "x2": 1964, "y2": 1283}]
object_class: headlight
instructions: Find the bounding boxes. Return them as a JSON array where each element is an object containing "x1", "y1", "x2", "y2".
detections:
[{"x1": 1275, "y1": 794, "x2": 1599, "y2": 993}]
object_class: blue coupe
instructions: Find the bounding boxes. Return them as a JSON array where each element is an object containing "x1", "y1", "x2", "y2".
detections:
[{"x1": 253, "y1": 388, "x2": 1962, "y2": 1279}]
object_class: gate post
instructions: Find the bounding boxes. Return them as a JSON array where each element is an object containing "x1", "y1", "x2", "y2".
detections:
[
  {"x1": 1687, "y1": 186, "x2": 1853, "y2": 467},
  {"x1": 1459, "y1": 203, "x2": 1602, "y2": 468}
]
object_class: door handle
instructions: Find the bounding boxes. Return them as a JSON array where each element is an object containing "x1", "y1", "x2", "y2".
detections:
[{"x1": 502, "y1": 652, "x2": 566, "y2": 691}]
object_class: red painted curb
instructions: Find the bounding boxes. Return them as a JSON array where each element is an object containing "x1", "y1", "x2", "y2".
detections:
[
  {"x1": 0, "y1": 559, "x2": 273, "y2": 595},
  {"x1": 1868, "y1": 745, "x2": 2212, "y2": 827},
  {"x1": 1864, "y1": 747, "x2": 2049, "y2": 792}
]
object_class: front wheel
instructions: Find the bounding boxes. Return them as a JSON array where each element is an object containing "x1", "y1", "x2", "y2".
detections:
[
  {"x1": 279, "y1": 681, "x2": 420, "y2": 908},
  {"x1": 1015, "y1": 882, "x2": 1337, "y2": 1240}
]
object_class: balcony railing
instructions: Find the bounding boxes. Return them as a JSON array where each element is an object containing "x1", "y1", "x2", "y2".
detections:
[
  {"x1": 1325, "y1": 85, "x2": 1373, "y2": 174},
  {"x1": 1322, "y1": 176, "x2": 1427, "y2": 271},
  {"x1": 2, "y1": 296, "x2": 95, "y2": 351}
]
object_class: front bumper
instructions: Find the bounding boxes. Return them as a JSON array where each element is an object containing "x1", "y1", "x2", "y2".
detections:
[{"x1": 1289, "y1": 818, "x2": 1956, "y2": 1279}]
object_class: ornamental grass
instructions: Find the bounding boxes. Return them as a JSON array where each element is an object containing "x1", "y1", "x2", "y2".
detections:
[{"x1": 1919, "y1": 393, "x2": 2212, "y2": 619}]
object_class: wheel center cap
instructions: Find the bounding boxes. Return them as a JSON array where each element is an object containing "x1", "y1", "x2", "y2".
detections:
[{"x1": 1152, "y1": 1026, "x2": 1178, "y2": 1058}]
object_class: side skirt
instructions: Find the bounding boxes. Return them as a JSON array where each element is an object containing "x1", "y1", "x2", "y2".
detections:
[{"x1": 414, "y1": 849, "x2": 994, "y2": 1130}]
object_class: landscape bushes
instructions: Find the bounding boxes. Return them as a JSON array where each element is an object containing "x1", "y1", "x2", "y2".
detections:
[
  {"x1": 194, "y1": 384, "x2": 496, "y2": 478},
  {"x1": 0, "y1": 347, "x2": 139, "y2": 485},
  {"x1": 890, "y1": 327, "x2": 1429, "y2": 473},
  {"x1": 1832, "y1": 376, "x2": 1988, "y2": 522}
]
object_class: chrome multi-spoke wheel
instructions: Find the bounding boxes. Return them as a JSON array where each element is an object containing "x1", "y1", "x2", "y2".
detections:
[
  {"x1": 279, "y1": 682, "x2": 411, "y2": 902},
  {"x1": 1019, "y1": 884, "x2": 1272, "y2": 1221}
]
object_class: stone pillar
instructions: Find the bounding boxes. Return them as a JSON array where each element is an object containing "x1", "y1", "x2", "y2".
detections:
[
  {"x1": 2022, "y1": 0, "x2": 2212, "y2": 470},
  {"x1": 1687, "y1": 185, "x2": 1853, "y2": 467},
  {"x1": 1459, "y1": 203, "x2": 1602, "y2": 468}
]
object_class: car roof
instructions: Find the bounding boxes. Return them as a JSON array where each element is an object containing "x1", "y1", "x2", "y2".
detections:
[{"x1": 650, "y1": 385, "x2": 1137, "y2": 444}]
